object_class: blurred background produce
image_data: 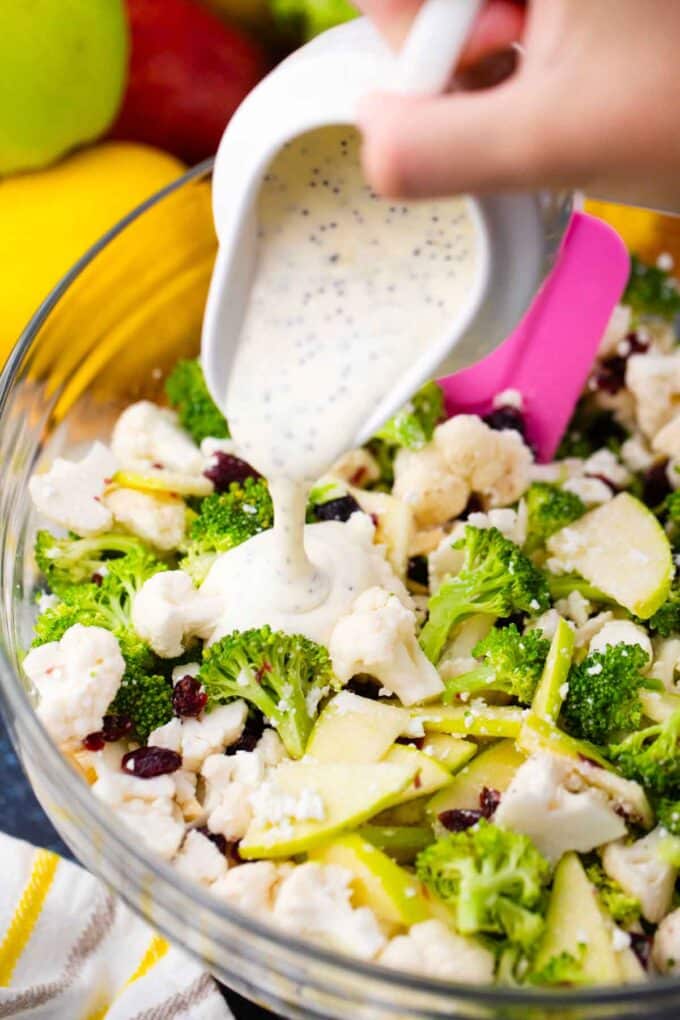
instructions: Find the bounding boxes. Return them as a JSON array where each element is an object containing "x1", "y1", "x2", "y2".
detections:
[{"x1": 0, "y1": 0, "x2": 678, "y2": 371}]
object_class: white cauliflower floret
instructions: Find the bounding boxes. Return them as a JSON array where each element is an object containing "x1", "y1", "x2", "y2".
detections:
[
  {"x1": 393, "y1": 444, "x2": 468, "y2": 529},
  {"x1": 583, "y1": 448, "x2": 632, "y2": 490},
  {"x1": 29, "y1": 442, "x2": 117, "y2": 537},
  {"x1": 620, "y1": 435, "x2": 656, "y2": 474},
  {"x1": 650, "y1": 638, "x2": 680, "y2": 692},
  {"x1": 598, "y1": 304, "x2": 633, "y2": 359},
  {"x1": 272, "y1": 863, "x2": 386, "y2": 960},
  {"x1": 112, "y1": 400, "x2": 203, "y2": 475},
  {"x1": 653, "y1": 414, "x2": 680, "y2": 461},
  {"x1": 626, "y1": 352, "x2": 680, "y2": 440},
  {"x1": 494, "y1": 752, "x2": 627, "y2": 863},
  {"x1": 148, "y1": 718, "x2": 183, "y2": 753},
  {"x1": 379, "y1": 920, "x2": 494, "y2": 984},
  {"x1": 331, "y1": 448, "x2": 381, "y2": 487},
  {"x1": 603, "y1": 828, "x2": 677, "y2": 923},
  {"x1": 589, "y1": 621, "x2": 653, "y2": 665},
  {"x1": 173, "y1": 829, "x2": 228, "y2": 886},
  {"x1": 103, "y1": 487, "x2": 186, "y2": 551},
  {"x1": 468, "y1": 502, "x2": 529, "y2": 548},
  {"x1": 211, "y1": 861, "x2": 291, "y2": 917},
  {"x1": 427, "y1": 524, "x2": 466, "y2": 593},
  {"x1": 573, "y1": 610, "x2": 615, "y2": 649},
  {"x1": 115, "y1": 798, "x2": 185, "y2": 861},
  {"x1": 329, "y1": 586, "x2": 443, "y2": 706},
  {"x1": 180, "y1": 702, "x2": 248, "y2": 772},
  {"x1": 200, "y1": 730, "x2": 286, "y2": 841},
  {"x1": 653, "y1": 908, "x2": 680, "y2": 975},
  {"x1": 23, "y1": 625, "x2": 125, "y2": 750},
  {"x1": 435, "y1": 415, "x2": 532, "y2": 508},
  {"x1": 132, "y1": 570, "x2": 222, "y2": 658},
  {"x1": 554, "y1": 591, "x2": 593, "y2": 628}
]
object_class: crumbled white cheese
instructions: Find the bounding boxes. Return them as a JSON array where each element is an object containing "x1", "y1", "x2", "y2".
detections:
[{"x1": 173, "y1": 829, "x2": 228, "y2": 886}]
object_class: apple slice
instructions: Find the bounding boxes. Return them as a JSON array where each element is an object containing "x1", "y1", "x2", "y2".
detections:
[
  {"x1": 427, "y1": 740, "x2": 525, "y2": 824},
  {"x1": 411, "y1": 704, "x2": 525, "y2": 739},
  {"x1": 547, "y1": 493, "x2": 672, "y2": 618},
  {"x1": 382, "y1": 745, "x2": 454, "y2": 805},
  {"x1": 310, "y1": 833, "x2": 431, "y2": 926},
  {"x1": 357, "y1": 825, "x2": 433, "y2": 864},
  {"x1": 532, "y1": 853, "x2": 623, "y2": 985},
  {"x1": 421, "y1": 734, "x2": 478, "y2": 772},
  {"x1": 239, "y1": 760, "x2": 417, "y2": 859},
  {"x1": 112, "y1": 468, "x2": 212, "y2": 497},
  {"x1": 306, "y1": 691, "x2": 412, "y2": 764},
  {"x1": 531, "y1": 617, "x2": 575, "y2": 724}
]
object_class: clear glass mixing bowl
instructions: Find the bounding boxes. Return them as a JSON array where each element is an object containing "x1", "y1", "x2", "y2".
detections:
[{"x1": 1, "y1": 163, "x2": 679, "y2": 1020}]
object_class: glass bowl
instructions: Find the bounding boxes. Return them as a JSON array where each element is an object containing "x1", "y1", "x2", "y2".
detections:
[{"x1": 1, "y1": 163, "x2": 679, "y2": 1020}]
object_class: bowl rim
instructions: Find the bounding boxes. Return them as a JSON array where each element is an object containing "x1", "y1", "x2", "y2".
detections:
[{"x1": 0, "y1": 159, "x2": 677, "y2": 1012}]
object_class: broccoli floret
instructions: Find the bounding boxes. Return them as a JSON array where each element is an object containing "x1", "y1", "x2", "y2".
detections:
[
  {"x1": 655, "y1": 797, "x2": 680, "y2": 835},
  {"x1": 646, "y1": 581, "x2": 680, "y2": 638},
  {"x1": 416, "y1": 821, "x2": 550, "y2": 950},
  {"x1": 35, "y1": 530, "x2": 159, "y2": 599},
  {"x1": 529, "y1": 947, "x2": 588, "y2": 987},
  {"x1": 562, "y1": 643, "x2": 659, "y2": 746},
  {"x1": 556, "y1": 402, "x2": 629, "y2": 460},
  {"x1": 271, "y1": 0, "x2": 358, "y2": 39},
  {"x1": 180, "y1": 478, "x2": 274, "y2": 583},
  {"x1": 608, "y1": 708, "x2": 680, "y2": 796},
  {"x1": 624, "y1": 254, "x2": 680, "y2": 321},
  {"x1": 108, "y1": 632, "x2": 173, "y2": 742},
  {"x1": 546, "y1": 572, "x2": 613, "y2": 605},
  {"x1": 199, "y1": 626, "x2": 337, "y2": 758},
  {"x1": 374, "y1": 381, "x2": 445, "y2": 451},
  {"x1": 524, "y1": 483, "x2": 586, "y2": 554},
  {"x1": 165, "y1": 358, "x2": 229, "y2": 444},
  {"x1": 584, "y1": 860, "x2": 641, "y2": 927},
  {"x1": 443, "y1": 624, "x2": 550, "y2": 705},
  {"x1": 420, "y1": 527, "x2": 550, "y2": 664}
]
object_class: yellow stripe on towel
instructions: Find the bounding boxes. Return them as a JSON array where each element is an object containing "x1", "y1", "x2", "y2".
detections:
[
  {"x1": 82, "y1": 934, "x2": 169, "y2": 1020},
  {"x1": 0, "y1": 849, "x2": 59, "y2": 987}
]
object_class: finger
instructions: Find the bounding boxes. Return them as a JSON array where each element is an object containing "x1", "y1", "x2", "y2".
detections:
[{"x1": 358, "y1": 84, "x2": 545, "y2": 198}]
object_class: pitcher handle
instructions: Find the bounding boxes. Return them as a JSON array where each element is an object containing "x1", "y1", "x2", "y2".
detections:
[{"x1": 397, "y1": 0, "x2": 482, "y2": 95}]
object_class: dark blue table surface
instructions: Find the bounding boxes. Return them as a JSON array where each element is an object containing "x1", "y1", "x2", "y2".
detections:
[{"x1": 0, "y1": 715, "x2": 276, "y2": 1019}]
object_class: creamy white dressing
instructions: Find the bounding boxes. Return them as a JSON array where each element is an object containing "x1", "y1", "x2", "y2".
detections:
[{"x1": 214, "y1": 126, "x2": 480, "y2": 630}]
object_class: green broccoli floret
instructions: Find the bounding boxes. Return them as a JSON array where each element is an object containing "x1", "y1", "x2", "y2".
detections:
[
  {"x1": 108, "y1": 632, "x2": 173, "y2": 742},
  {"x1": 420, "y1": 527, "x2": 550, "y2": 664},
  {"x1": 416, "y1": 821, "x2": 550, "y2": 950},
  {"x1": 180, "y1": 478, "x2": 274, "y2": 583},
  {"x1": 609, "y1": 708, "x2": 680, "y2": 796},
  {"x1": 199, "y1": 626, "x2": 338, "y2": 758},
  {"x1": 546, "y1": 572, "x2": 613, "y2": 605},
  {"x1": 270, "y1": 0, "x2": 358, "y2": 39},
  {"x1": 443, "y1": 624, "x2": 550, "y2": 705},
  {"x1": 646, "y1": 582, "x2": 680, "y2": 638},
  {"x1": 562, "y1": 643, "x2": 659, "y2": 746},
  {"x1": 165, "y1": 358, "x2": 229, "y2": 444},
  {"x1": 35, "y1": 530, "x2": 159, "y2": 599},
  {"x1": 529, "y1": 947, "x2": 588, "y2": 987},
  {"x1": 374, "y1": 381, "x2": 445, "y2": 451},
  {"x1": 524, "y1": 483, "x2": 586, "y2": 554},
  {"x1": 624, "y1": 254, "x2": 680, "y2": 321},
  {"x1": 584, "y1": 861, "x2": 641, "y2": 927},
  {"x1": 655, "y1": 797, "x2": 680, "y2": 835}
]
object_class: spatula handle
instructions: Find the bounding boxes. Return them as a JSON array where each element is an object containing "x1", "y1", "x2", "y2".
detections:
[{"x1": 397, "y1": 0, "x2": 482, "y2": 95}]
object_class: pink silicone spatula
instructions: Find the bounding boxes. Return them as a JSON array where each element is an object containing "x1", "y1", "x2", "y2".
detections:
[{"x1": 438, "y1": 212, "x2": 630, "y2": 462}]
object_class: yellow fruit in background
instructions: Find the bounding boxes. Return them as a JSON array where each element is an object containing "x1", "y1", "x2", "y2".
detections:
[
  {"x1": 0, "y1": 142, "x2": 187, "y2": 358},
  {"x1": 585, "y1": 199, "x2": 680, "y2": 277}
]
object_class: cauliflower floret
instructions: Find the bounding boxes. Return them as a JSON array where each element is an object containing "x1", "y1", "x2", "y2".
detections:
[
  {"x1": 132, "y1": 570, "x2": 223, "y2": 658},
  {"x1": 379, "y1": 920, "x2": 494, "y2": 983},
  {"x1": 620, "y1": 435, "x2": 656, "y2": 474},
  {"x1": 626, "y1": 352, "x2": 680, "y2": 440},
  {"x1": 103, "y1": 487, "x2": 186, "y2": 551},
  {"x1": 29, "y1": 442, "x2": 117, "y2": 537},
  {"x1": 329, "y1": 587, "x2": 443, "y2": 706},
  {"x1": 173, "y1": 769, "x2": 204, "y2": 824},
  {"x1": 653, "y1": 414, "x2": 680, "y2": 461},
  {"x1": 200, "y1": 437, "x2": 237, "y2": 460},
  {"x1": 583, "y1": 448, "x2": 632, "y2": 490},
  {"x1": 23, "y1": 625, "x2": 125, "y2": 750},
  {"x1": 468, "y1": 502, "x2": 529, "y2": 548},
  {"x1": 180, "y1": 702, "x2": 248, "y2": 773},
  {"x1": 200, "y1": 730, "x2": 286, "y2": 841},
  {"x1": 435, "y1": 415, "x2": 532, "y2": 508},
  {"x1": 563, "y1": 476, "x2": 614, "y2": 507},
  {"x1": 331, "y1": 448, "x2": 381, "y2": 487},
  {"x1": 115, "y1": 797, "x2": 185, "y2": 861},
  {"x1": 554, "y1": 591, "x2": 593, "y2": 628},
  {"x1": 211, "y1": 861, "x2": 291, "y2": 918},
  {"x1": 173, "y1": 829, "x2": 228, "y2": 886},
  {"x1": 148, "y1": 717, "x2": 183, "y2": 753},
  {"x1": 573, "y1": 610, "x2": 615, "y2": 649},
  {"x1": 650, "y1": 638, "x2": 680, "y2": 692},
  {"x1": 427, "y1": 524, "x2": 466, "y2": 593},
  {"x1": 272, "y1": 863, "x2": 387, "y2": 960},
  {"x1": 494, "y1": 752, "x2": 627, "y2": 863},
  {"x1": 393, "y1": 444, "x2": 468, "y2": 529},
  {"x1": 589, "y1": 621, "x2": 653, "y2": 665},
  {"x1": 603, "y1": 828, "x2": 677, "y2": 923},
  {"x1": 112, "y1": 400, "x2": 203, "y2": 475},
  {"x1": 652, "y1": 908, "x2": 680, "y2": 975},
  {"x1": 598, "y1": 305, "x2": 633, "y2": 360}
]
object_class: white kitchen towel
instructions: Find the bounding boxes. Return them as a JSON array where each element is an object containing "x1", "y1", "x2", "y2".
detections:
[{"x1": 0, "y1": 833, "x2": 233, "y2": 1020}]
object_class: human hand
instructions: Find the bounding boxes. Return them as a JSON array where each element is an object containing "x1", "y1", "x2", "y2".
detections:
[{"x1": 357, "y1": 0, "x2": 680, "y2": 211}]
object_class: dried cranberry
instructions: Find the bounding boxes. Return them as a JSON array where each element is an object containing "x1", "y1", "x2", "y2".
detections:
[
  {"x1": 483, "y1": 405, "x2": 526, "y2": 438},
  {"x1": 172, "y1": 675, "x2": 207, "y2": 718},
  {"x1": 623, "y1": 331, "x2": 650, "y2": 357},
  {"x1": 204, "y1": 452, "x2": 260, "y2": 493},
  {"x1": 593, "y1": 356, "x2": 627, "y2": 394},
  {"x1": 227, "y1": 841, "x2": 243, "y2": 866},
  {"x1": 643, "y1": 460, "x2": 671, "y2": 509},
  {"x1": 480, "y1": 787, "x2": 501, "y2": 818},
  {"x1": 91, "y1": 572, "x2": 104, "y2": 586},
  {"x1": 345, "y1": 677, "x2": 381, "y2": 700},
  {"x1": 197, "y1": 827, "x2": 228, "y2": 856},
  {"x1": 101, "y1": 715, "x2": 134, "y2": 742},
  {"x1": 396, "y1": 735, "x2": 425, "y2": 750},
  {"x1": 630, "y1": 932, "x2": 653, "y2": 969},
  {"x1": 83, "y1": 733, "x2": 106, "y2": 752},
  {"x1": 122, "y1": 746, "x2": 181, "y2": 778},
  {"x1": 438, "y1": 809, "x2": 483, "y2": 832},
  {"x1": 459, "y1": 494, "x2": 484, "y2": 520},
  {"x1": 226, "y1": 713, "x2": 266, "y2": 755},
  {"x1": 313, "y1": 495, "x2": 361, "y2": 523},
  {"x1": 407, "y1": 556, "x2": 429, "y2": 587}
]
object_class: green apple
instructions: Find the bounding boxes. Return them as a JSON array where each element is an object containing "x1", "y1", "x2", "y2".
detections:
[
  {"x1": 518, "y1": 712, "x2": 610, "y2": 769},
  {"x1": 533, "y1": 853, "x2": 623, "y2": 985},
  {"x1": 382, "y1": 745, "x2": 454, "y2": 805},
  {"x1": 306, "y1": 691, "x2": 411, "y2": 764},
  {"x1": 310, "y1": 834, "x2": 431, "y2": 927},
  {"x1": 411, "y1": 704, "x2": 525, "y2": 739},
  {"x1": 547, "y1": 493, "x2": 673, "y2": 619},
  {"x1": 420, "y1": 734, "x2": 478, "y2": 772},
  {"x1": 427, "y1": 740, "x2": 525, "y2": 823},
  {"x1": 531, "y1": 617, "x2": 575, "y2": 724},
  {"x1": 357, "y1": 825, "x2": 433, "y2": 864},
  {"x1": 0, "y1": 0, "x2": 128, "y2": 175},
  {"x1": 239, "y1": 759, "x2": 416, "y2": 859}
]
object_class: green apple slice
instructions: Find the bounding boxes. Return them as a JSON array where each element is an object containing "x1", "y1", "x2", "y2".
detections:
[
  {"x1": 382, "y1": 745, "x2": 454, "y2": 805},
  {"x1": 239, "y1": 760, "x2": 417, "y2": 859},
  {"x1": 306, "y1": 691, "x2": 411, "y2": 764},
  {"x1": 310, "y1": 833, "x2": 431, "y2": 926},
  {"x1": 531, "y1": 616, "x2": 575, "y2": 723},
  {"x1": 420, "y1": 734, "x2": 478, "y2": 772},
  {"x1": 547, "y1": 493, "x2": 672, "y2": 618},
  {"x1": 532, "y1": 853, "x2": 623, "y2": 985},
  {"x1": 518, "y1": 712, "x2": 611, "y2": 769},
  {"x1": 411, "y1": 704, "x2": 525, "y2": 739},
  {"x1": 357, "y1": 825, "x2": 433, "y2": 864},
  {"x1": 427, "y1": 739, "x2": 525, "y2": 824}
]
